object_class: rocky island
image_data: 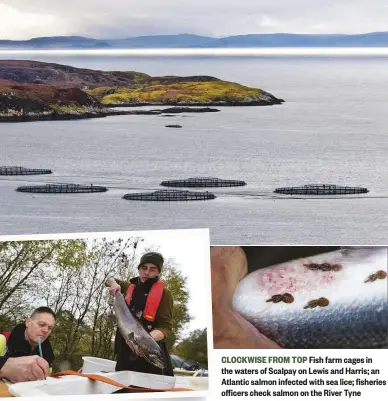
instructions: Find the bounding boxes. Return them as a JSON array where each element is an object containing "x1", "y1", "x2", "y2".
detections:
[{"x1": 0, "y1": 60, "x2": 284, "y2": 122}]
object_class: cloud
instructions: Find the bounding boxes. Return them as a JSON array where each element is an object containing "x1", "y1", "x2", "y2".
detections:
[
  {"x1": 0, "y1": 4, "x2": 77, "y2": 39},
  {"x1": 1, "y1": 0, "x2": 388, "y2": 40}
]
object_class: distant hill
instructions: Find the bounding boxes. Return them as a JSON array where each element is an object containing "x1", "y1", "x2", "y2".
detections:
[
  {"x1": 0, "y1": 36, "x2": 111, "y2": 49},
  {"x1": 1, "y1": 32, "x2": 388, "y2": 49},
  {"x1": 210, "y1": 32, "x2": 388, "y2": 47},
  {"x1": 109, "y1": 34, "x2": 217, "y2": 48}
]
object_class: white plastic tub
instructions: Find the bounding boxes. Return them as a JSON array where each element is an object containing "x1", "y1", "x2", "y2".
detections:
[
  {"x1": 81, "y1": 356, "x2": 116, "y2": 373},
  {"x1": 8, "y1": 371, "x2": 177, "y2": 397},
  {"x1": 187, "y1": 377, "x2": 208, "y2": 391}
]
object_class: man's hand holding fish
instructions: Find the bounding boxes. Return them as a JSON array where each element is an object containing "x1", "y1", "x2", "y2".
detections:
[{"x1": 211, "y1": 246, "x2": 280, "y2": 349}]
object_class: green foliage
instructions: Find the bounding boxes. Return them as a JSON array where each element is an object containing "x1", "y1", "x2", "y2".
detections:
[
  {"x1": 173, "y1": 328, "x2": 208, "y2": 368},
  {"x1": 0, "y1": 314, "x2": 16, "y2": 332},
  {"x1": 49, "y1": 104, "x2": 87, "y2": 114},
  {"x1": 160, "y1": 260, "x2": 191, "y2": 348},
  {"x1": 88, "y1": 80, "x2": 263, "y2": 104},
  {"x1": 0, "y1": 240, "x2": 79, "y2": 319},
  {"x1": 87, "y1": 87, "x2": 118, "y2": 97}
]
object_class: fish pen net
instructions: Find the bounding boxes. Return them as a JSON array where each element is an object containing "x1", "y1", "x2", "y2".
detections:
[
  {"x1": 274, "y1": 184, "x2": 369, "y2": 195},
  {"x1": 160, "y1": 177, "x2": 246, "y2": 188},
  {"x1": 123, "y1": 190, "x2": 216, "y2": 201},
  {"x1": 0, "y1": 166, "x2": 52, "y2": 175},
  {"x1": 16, "y1": 184, "x2": 108, "y2": 193}
]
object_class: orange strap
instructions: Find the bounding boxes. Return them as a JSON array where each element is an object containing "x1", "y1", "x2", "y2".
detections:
[
  {"x1": 124, "y1": 283, "x2": 136, "y2": 304},
  {"x1": 124, "y1": 281, "x2": 165, "y2": 322},
  {"x1": 51, "y1": 370, "x2": 192, "y2": 392},
  {"x1": 143, "y1": 281, "x2": 164, "y2": 321}
]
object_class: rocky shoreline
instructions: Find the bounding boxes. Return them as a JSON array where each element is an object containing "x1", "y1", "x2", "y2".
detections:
[
  {"x1": 0, "y1": 60, "x2": 285, "y2": 123},
  {"x1": 0, "y1": 109, "x2": 128, "y2": 122},
  {"x1": 0, "y1": 99, "x2": 284, "y2": 122},
  {"x1": 0, "y1": 106, "x2": 225, "y2": 122},
  {"x1": 105, "y1": 100, "x2": 284, "y2": 108}
]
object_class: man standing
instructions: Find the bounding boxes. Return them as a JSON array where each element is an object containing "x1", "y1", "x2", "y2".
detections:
[
  {"x1": 0, "y1": 306, "x2": 56, "y2": 382},
  {"x1": 107, "y1": 252, "x2": 174, "y2": 376}
]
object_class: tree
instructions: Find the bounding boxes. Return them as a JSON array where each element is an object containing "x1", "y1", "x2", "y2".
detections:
[
  {"x1": 161, "y1": 258, "x2": 191, "y2": 348},
  {"x1": 0, "y1": 240, "x2": 87, "y2": 325},
  {"x1": 173, "y1": 328, "x2": 208, "y2": 368}
]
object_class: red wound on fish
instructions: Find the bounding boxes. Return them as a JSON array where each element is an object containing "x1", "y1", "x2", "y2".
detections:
[{"x1": 303, "y1": 262, "x2": 342, "y2": 272}]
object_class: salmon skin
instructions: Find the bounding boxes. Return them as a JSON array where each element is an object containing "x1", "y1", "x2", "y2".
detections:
[
  {"x1": 233, "y1": 247, "x2": 388, "y2": 348},
  {"x1": 114, "y1": 292, "x2": 165, "y2": 369}
]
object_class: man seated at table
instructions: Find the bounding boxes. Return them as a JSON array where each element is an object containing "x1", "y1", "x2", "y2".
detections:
[{"x1": 0, "y1": 306, "x2": 56, "y2": 383}]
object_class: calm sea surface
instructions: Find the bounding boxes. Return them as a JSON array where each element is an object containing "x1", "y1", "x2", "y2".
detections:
[{"x1": 0, "y1": 51, "x2": 387, "y2": 244}]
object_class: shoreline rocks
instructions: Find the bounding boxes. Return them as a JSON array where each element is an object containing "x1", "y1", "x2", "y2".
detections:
[{"x1": 0, "y1": 60, "x2": 285, "y2": 122}]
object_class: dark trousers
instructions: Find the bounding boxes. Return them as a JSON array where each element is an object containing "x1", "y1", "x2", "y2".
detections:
[{"x1": 115, "y1": 331, "x2": 174, "y2": 376}]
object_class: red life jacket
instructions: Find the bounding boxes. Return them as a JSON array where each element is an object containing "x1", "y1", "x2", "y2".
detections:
[{"x1": 124, "y1": 281, "x2": 164, "y2": 322}]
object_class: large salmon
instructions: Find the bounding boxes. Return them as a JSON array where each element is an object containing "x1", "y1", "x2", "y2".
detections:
[
  {"x1": 233, "y1": 247, "x2": 388, "y2": 348},
  {"x1": 114, "y1": 292, "x2": 165, "y2": 369}
]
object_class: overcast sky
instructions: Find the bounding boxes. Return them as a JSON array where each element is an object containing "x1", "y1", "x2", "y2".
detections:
[{"x1": 1, "y1": 0, "x2": 388, "y2": 40}]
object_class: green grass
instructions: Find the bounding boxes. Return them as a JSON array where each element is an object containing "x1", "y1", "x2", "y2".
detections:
[
  {"x1": 49, "y1": 104, "x2": 87, "y2": 114},
  {"x1": 88, "y1": 81, "x2": 264, "y2": 104}
]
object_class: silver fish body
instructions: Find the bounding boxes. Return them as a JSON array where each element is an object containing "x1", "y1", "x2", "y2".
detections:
[
  {"x1": 233, "y1": 247, "x2": 388, "y2": 348},
  {"x1": 114, "y1": 292, "x2": 165, "y2": 369}
]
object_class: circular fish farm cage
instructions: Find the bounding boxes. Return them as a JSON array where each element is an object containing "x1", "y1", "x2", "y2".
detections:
[
  {"x1": 274, "y1": 184, "x2": 369, "y2": 195},
  {"x1": 16, "y1": 184, "x2": 108, "y2": 194},
  {"x1": 123, "y1": 190, "x2": 216, "y2": 201},
  {"x1": 160, "y1": 177, "x2": 247, "y2": 188},
  {"x1": 0, "y1": 166, "x2": 52, "y2": 176}
]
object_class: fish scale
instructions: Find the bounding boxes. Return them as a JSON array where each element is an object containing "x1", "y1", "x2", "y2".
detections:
[{"x1": 233, "y1": 247, "x2": 388, "y2": 349}]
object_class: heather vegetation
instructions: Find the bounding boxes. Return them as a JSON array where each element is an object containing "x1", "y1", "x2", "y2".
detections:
[{"x1": 88, "y1": 81, "x2": 265, "y2": 104}]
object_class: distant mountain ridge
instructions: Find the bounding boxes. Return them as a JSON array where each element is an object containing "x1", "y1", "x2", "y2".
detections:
[{"x1": 1, "y1": 32, "x2": 388, "y2": 49}]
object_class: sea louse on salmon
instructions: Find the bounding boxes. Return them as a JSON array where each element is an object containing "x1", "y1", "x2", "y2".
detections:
[
  {"x1": 233, "y1": 247, "x2": 388, "y2": 348},
  {"x1": 303, "y1": 297, "x2": 330, "y2": 309},
  {"x1": 266, "y1": 293, "x2": 294, "y2": 304},
  {"x1": 364, "y1": 270, "x2": 387, "y2": 283},
  {"x1": 303, "y1": 262, "x2": 342, "y2": 271}
]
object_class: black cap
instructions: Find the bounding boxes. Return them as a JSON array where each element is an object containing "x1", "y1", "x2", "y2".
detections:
[{"x1": 138, "y1": 252, "x2": 164, "y2": 273}]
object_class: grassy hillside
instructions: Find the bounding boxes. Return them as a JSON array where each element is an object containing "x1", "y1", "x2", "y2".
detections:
[{"x1": 88, "y1": 80, "x2": 280, "y2": 105}]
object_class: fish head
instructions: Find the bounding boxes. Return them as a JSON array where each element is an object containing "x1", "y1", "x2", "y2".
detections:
[
  {"x1": 127, "y1": 333, "x2": 165, "y2": 369},
  {"x1": 145, "y1": 349, "x2": 165, "y2": 370}
]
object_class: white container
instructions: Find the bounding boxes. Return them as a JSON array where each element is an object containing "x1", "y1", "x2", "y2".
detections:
[
  {"x1": 81, "y1": 356, "x2": 116, "y2": 373},
  {"x1": 8, "y1": 371, "x2": 177, "y2": 397},
  {"x1": 187, "y1": 377, "x2": 209, "y2": 391}
]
